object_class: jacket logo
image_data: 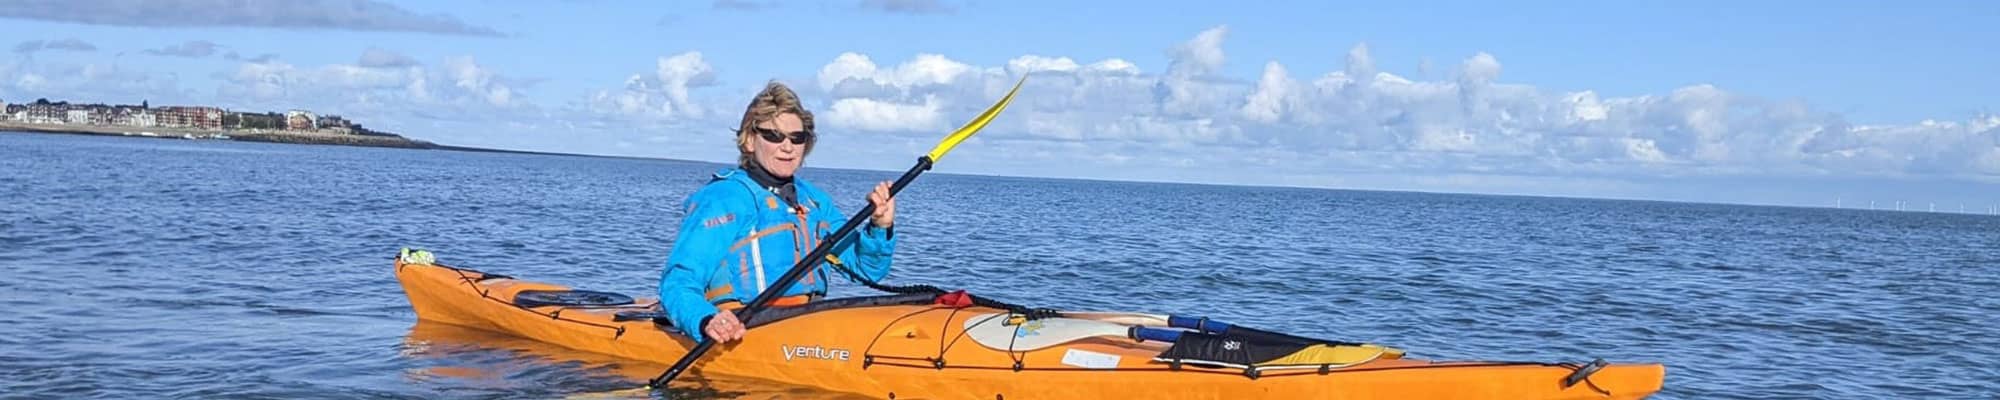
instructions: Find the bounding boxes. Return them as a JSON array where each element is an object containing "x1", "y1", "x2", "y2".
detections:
[{"x1": 702, "y1": 213, "x2": 735, "y2": 228}]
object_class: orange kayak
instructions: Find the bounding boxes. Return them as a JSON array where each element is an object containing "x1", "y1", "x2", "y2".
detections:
[{"x1": 396, "y1": 260, "x2": 1664, "y2": 399}]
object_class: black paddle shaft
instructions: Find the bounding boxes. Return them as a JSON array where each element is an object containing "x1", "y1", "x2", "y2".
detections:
[{"x1": 650, "y1": 156, "x2": 935, "y2": 388}]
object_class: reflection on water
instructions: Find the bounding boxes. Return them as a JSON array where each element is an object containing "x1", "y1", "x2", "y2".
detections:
[{"x1": 401, "y1": 321, "x2": 872, "y2": 400}]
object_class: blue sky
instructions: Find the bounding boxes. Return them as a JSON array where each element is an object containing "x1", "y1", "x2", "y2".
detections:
[{"x1": 2, "y1": 0, "x2": 1996, "y2": 209}]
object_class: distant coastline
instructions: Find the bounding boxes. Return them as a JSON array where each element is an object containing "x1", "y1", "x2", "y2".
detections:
[
  {"x1": 0, "y1": 120, "x2": 435, "y2": 149},
  {"x1": 0, "y1": 124, "x2": 689, "y2": 162},
  {"x1": 1, "y1": 96, "x2": 448, "y2": 151}
]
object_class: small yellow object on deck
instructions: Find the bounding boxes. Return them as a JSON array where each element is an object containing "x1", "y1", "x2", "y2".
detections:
[{"x1": 1256, "y1": 344, "x2": 1406, "y2": 367}]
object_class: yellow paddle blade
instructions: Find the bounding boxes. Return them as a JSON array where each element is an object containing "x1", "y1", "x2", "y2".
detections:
[
  {"x1": 1254, "y1": 344, "x2": 1403, "y2": 368},
  {"x1": 924, "y1": 76, "x2": 1028, "y2": 163}
]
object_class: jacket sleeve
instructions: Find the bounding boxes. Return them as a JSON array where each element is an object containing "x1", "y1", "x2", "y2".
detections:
[
  {"x1": 659, "y1": 186, "x2": 746, "y2": 343},
  {"x1": 823, "y1": 206, "x2": 895, "y2": 285}
]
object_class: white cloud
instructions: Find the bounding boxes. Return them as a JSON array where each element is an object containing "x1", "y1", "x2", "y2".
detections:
[
  {"x1": 790, "y1": 25, "x2": 2000, "y2": 183},
  {"x1": 1158, "y1": 26, "x2": 1241, "y2": 118},
  {"x1": 357, "y1": 47, "x2": 419, "y2": 68},
  {"x1": 586, "y1": 51, "x2": 718, "y2": 120},
  {"x1": 12, "y1": 38, "x2": 97, "y2": 55},
  {"x1": 221, "y1": 61, "x2": 296, "y2": 99},
  {"x1": 1564, "y1": 91, "x2": 1608, "y2": 122},
  {"x1": 711, "y1": 0, "x2": 774, "y2": 11},
  {"x1": 1004, "y1": 55, "x2": 1142, "y2": 77},
  {"x1": 15, "y1": 72, "x2": 46, "y2": 91},
  {"x1": 1087, "y1": 59, "x2": 1141, "y2": 75},
  {"x1": 144, "y1": 40, "x2": 220, "y2": 58},
  {"x1": 826, "y1": 95, "x2": 944, "y2": 132},
  {"x1": 1167, "y1": 26, "x2": 1228, "y2": 79},
  {"x1": 1458, "y1": 52, "x2": 1501, "y2": 85},
  {"x1": 12, "y1": 24, "x2": 1992, "y2": 194},
  {"x1": 0, "y1": 61, "x2": 185, "y2": 102},
  {"x1": 817, "y1": 52, "x2": 974, "y2": 92},
  {"x1": 1345, "y1": 43, "x2": 1375, "y2": 78},
  {"x1": 211, "y1": 51, "x2": 531, "y2": 127},
  {"x1": 444, "y1": 56, "x2": 513, "y2": 107},
  {"x1": 805, "y1": 52, "x2": 1032, "y2": 136},
  {"x1": 1240, "y1": 61, "x2": 1295, "y2": 124},
  {"x1": 858, "y1": 0, "x2": 954, "y2": 15},
  {"x1": 0, "y1": 0, "x2": 503, "y2": 37},
  {"x1": 816, "y1": 52, "x2": 875, "y2": 91},
  {"x1": 1005, "y1": 55, "x2": 1078, "y2": 75},
  {"x1": 656, "y1": 52, "x2": 717, "y2": 115}
]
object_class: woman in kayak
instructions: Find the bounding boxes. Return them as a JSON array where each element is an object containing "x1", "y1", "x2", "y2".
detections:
[{"x1": 658, "y1": 81, "x2": 897, "y2": 344}]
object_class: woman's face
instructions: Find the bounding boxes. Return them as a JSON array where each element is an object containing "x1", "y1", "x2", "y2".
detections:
[{"x1": 744, "y1": 112, "x2": 810, "y2": 178}]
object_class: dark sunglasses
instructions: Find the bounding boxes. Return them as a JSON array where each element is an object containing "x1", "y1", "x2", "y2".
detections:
[{"x1": 754, "y1": 127, "x2": 814, "y2": 145}]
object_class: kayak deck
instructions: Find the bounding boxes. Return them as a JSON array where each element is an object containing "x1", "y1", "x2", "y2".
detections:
[{"x1": 397, "y1": 260, "x2": 1665, "y2": 399}]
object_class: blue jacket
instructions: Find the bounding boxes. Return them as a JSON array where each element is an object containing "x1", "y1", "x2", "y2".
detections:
[{"x1": 658, "y1": 167, "x2": 895, "y2": 342}]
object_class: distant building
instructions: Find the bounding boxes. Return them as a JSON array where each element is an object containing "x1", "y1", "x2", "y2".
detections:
[
  {"x1": 26, "y1": 103, "x2": 65, "y2": 124},
  {"x1": 88, "y1": 107, "x2": 117, "y2": 126},
  {"x1": 315, "y1": 115, "x2": 352, "y2": 130},
  {"x1": 65, "y1": 109, "x2": 90, "y2": 124},
  {"x1": 111, "y1": 107, "x2": 157, "y2": 127},
  {"x1": 157, "y1": 106, "x2": 223, "y2": 130},
  {"x1": 285, "y1": 110, "x2": 317, "y2": 130}
]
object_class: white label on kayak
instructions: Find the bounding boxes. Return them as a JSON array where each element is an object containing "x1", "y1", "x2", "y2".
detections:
[
  {"x1": 781, "y1": 344, "x2": 851, "y2": 363},
  {"x1": 1060, "y1": 349, "x2": 1121, "y2": 369}
]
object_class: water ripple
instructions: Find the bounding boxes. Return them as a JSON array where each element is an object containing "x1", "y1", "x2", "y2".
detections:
[{"x1": 4, "y1": 132, "x2": 1998, "y2": 399}]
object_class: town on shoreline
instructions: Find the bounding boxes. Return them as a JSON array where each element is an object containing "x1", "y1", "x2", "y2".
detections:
[{"x1": 0, "y1": 97, "x2": 435, "y2": 149}]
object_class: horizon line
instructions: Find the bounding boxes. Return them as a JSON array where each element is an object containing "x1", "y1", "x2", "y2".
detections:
[{"x1": 425, "y1": 140, "x2": 2000, "y2": 216}]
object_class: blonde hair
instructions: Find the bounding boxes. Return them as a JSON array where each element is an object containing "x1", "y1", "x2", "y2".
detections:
[{"x1": 735, "y1": 80, "x2": 816, "y2": 167}]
